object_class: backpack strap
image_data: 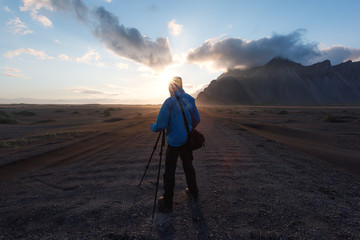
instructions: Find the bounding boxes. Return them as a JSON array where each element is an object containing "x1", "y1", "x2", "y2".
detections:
[{"x1": 175, "y1": 95, "x2": 190, "y2": 135}]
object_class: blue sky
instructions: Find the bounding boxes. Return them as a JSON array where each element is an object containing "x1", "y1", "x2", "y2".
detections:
[{"x1": 1, "y1": 0, "x2": 360, "y2": 104}]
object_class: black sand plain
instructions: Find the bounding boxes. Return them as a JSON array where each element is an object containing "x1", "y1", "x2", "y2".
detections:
[{"x1": 0, "y1": 104, "x2": 360, "y2": 239}]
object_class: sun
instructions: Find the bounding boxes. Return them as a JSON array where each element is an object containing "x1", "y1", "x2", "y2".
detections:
[
  {"x1": 141, "y1": 66, "x2": 182, "y2": 103},
  {"x1": 157, "y1": 69, "x2": 180, "y2": 93}
]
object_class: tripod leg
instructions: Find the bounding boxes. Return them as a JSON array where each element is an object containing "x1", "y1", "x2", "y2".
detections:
[
  {"x1": 139, "y1": 131, "x2": 162, "y2": 186},
  {"x1": 152, "y1": 130, "x2": 165, "y2": 219}
]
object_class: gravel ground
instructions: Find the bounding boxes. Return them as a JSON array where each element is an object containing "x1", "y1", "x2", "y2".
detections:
[{"x1": 0, "y1": 107, "x2": 360, "y2": 239}]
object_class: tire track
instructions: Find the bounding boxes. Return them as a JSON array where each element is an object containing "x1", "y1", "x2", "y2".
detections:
[{"x1": 0, "y1": 120, "x2": 145, "y2": 183}]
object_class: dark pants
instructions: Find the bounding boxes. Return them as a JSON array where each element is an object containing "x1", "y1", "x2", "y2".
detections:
[{"x1": 163, "y1": 143, "x2": 198, "y2": 207}]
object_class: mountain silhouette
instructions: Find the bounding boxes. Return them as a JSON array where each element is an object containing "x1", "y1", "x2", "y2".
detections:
[{"x1": 196, "y1": 57, "x2": 360, "y2": 105}]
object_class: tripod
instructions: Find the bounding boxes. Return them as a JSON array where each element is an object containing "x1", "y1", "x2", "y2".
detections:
[{"x1": 139, "y1": 130, "x2": 166, "y2": 219}]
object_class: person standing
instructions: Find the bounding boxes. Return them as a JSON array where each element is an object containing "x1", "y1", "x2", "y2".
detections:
[{"x1": 151, "y1": 76, "x2": 200, "y2": 212}]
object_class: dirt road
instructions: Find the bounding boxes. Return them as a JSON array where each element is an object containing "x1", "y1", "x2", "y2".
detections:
[{"x1": 1, "y1": 110, "x2": 360, "y2": 239}]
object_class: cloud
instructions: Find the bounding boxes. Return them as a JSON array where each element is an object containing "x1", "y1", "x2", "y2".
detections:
[
  {"x1": 5, "y1": 48, "x2": 54, "y2": 59},
  {"x1": 93, "y1": 7, "x2": 172, "y2": 70},
  {"x1": 58, "y1": 54, "x2": 70, "y2": 61},
  {"x1": 5, "y1": 47, "x2": 105, "y2": 67},
  {"x1": 4, "y1": 6, "x2": 11, "y2": 12},
  {"x1": 58, "y1": 50, "x2": 105, "y2": 66},
  {"x1": 75, "y1": 50, "x2": 105, "y2": 66},
  {"x1": 54, "y1": 39, "x2": 63, "y2": 44},
  {"x1": 20, "y1": 0, "x2": 54, "y2": 27},
  {"x1": 114, "y1": 62, "x2": 129, "y2": 69},
  {"x1": 68, "y1": 86, "x2": 120, "y2": 96},
  {"x1": 148, "y1": 4, "x2": 157, "y2": 11},
  {"x1": 185, "y1": 83, "x2": 209, "y2": 98},
  {"x1": 20, "y1": 0, "x2": 172, "y2": 70},
  {"x1": 70, "y1": 87, "x2": 104, "y2": 95},
  {"x1": 168, "y1": 19, "x2": 183, "y2": 36},
  {"x1": 2, "y1": 66, "x2": 30, "y2": 79},
  {"x1": 7, "y1": 17, "x2": 33, "y2": 35},
  {"x1": 20, "y1": 0, "x2": 89, "y2": 27},
  {"x1": 318, "y1": 45, "x2": 360, "y2": 64},
  {"x1": 187, "y1": 30, "x2": 360, "y2": 70}
]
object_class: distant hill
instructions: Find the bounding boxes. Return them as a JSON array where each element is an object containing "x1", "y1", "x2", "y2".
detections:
[{"x1": 196, "y1": 57, "x2": 360, "y2": 105}]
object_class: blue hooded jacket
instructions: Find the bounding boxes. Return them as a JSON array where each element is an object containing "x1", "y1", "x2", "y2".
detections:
[{"x1": 151, "y1": 88, "x2": 200, "y2": 147}]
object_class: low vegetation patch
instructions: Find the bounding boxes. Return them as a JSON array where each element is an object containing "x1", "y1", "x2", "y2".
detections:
[
  {"x1": 53, "y1": 109, "x2": 65, "y2": 113},
  {"x1": 103, "y1": 118, "x2": 123, "y2": 123},
  {"x1": 0, "y1": 111, "x2": 10, "y2": 117},
  {"x1": 12, "y1": 111, "x2": 36, "y2": 116},
  {"x1": 103, "y1": 110, "x2": 111, "y2": 117},
  {"x1": 323, "y1": 113, "x2": 359, "y2": 123},
  {"x1": 0, "y1": 131, "x2": 93, "y2": 147},
  {"x1": 0, "y1": 111, "x2": 17, "y2": 124},
  {"x1": 103, "y1": 107, "x2": 121, "y2": 117},
  {"x1": 32, "y1": 119, "x2": 56, "y2": 124},
  {"x1": 105, "y1": 107, "x2": 117, "y2": 112},
  {"x1": 323, "y1": 115, "x2": 346, "y2": 123},
  {"x1": 278, "y1": 110, "x2": 288, "y2": 115}
]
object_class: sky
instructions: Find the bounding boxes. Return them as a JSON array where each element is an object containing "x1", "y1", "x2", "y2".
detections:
[{"x1": 1, "y1": 0, "x2": 360, "y2": 104}]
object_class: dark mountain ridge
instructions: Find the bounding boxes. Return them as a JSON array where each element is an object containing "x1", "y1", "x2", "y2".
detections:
[{"x1": 196, "y1": 57, "x2": 360, "y2": 105}]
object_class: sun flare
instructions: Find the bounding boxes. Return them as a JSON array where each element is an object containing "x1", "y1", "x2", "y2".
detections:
[{"x1": 157, "y1": 69, "x2": 180, "y2": 94}]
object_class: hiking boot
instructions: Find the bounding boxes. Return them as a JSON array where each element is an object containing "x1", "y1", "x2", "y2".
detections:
[
  {"x1": 185, "y1": 188, "x2": 198, "y2": 201},
  {"x1": 158, "y1": 196, "x2": 173, "y2": 213}
]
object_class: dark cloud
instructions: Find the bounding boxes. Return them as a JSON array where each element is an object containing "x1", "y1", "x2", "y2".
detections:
[
  {"x1": 319, "y1": 46, "x2": 360, "y2": 65},
  {"x1": 93, "y1": 7, "x2": 172, "y2": 70},
  {"x1": 80, "y1": 89, "x2": 103, "y2": 95},
  {"x1": 187, "y1": 30, "x2": 360, "y2": 69},
  {"x1": 49, "y1": 0, "x2": 89, "y2": 23},
  {"x1": 70, "y1": 88, "x2": 109, "y2": 95},
  {"x1": 148, "y1": 4, "x2": 158, "y2": 12},
  {"x1": 72, "y1": 0, "x2": 90, "y2": 23},
  {"x1": 25, "y1": 0, "x2": 172, "y2": 70}
]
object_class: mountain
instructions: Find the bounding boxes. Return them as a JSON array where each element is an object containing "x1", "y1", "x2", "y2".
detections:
[{"x1": 196, "y1": 57, "x2": 360, "y2": 105}]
